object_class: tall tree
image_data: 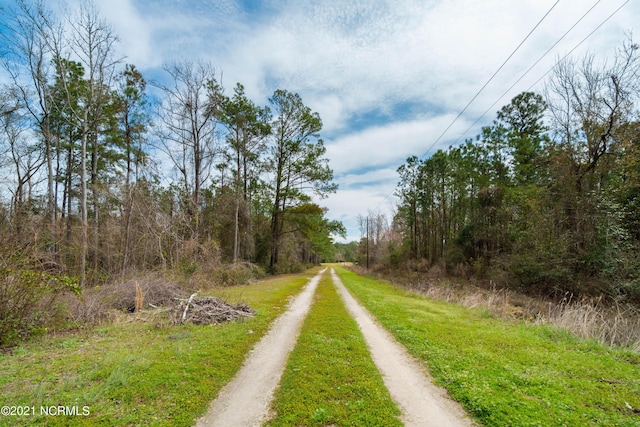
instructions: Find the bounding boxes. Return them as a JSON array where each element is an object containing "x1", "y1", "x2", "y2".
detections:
[
  {"x1": 267, "y1": 89, "x2": 336, "y2": 271},
  {"x1": 109, "y1": 64, "x2": 149, "y2": 273},
  {"x1": 1, "y1": 0, "x2": 62, "y2": 242},
  {"x1": 496, "y1": 91, "x2": 548, "y2": 185},
  {"x1": 396, "y1": 155, "x2": 421, "y2": 260},
  {"x1": 50, "y1": 58, "x2": 85, "y2": 250},
  {"x1": 52, "y1": 1, "x2": 120, "y2": 285},
  {"x1": 215, "y1": 83, "x2": 270, "y2": 262},
  {"x1": 154, "y1": 60, "x2": 222, "y2": 241},
  {"x1": 545, "y1": 39, "x2": 640, "y2": 263}
]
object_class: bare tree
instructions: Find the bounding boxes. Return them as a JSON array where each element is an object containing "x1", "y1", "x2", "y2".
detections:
[
  {"x1": 48, "y1": 0, "x2": 120, "y2": 285},
  {"x1": 0, "y1": 89, "x2": 43, "y2": 236},
  {"x1": 154, "y1": 60, "x2": 222, "y2": 241},
  {"x1": 545, "y1": 39, "x2": 640, "y2": 192},
  {"x1": 368, "y1": 209, "x2": 389, "y2": 265},
  {"x1": 1, "y1": 0, "x2": 63, "y2": 240},
  {"x1": 544, "y1": 37, "x2": 640, "y2": 254}
]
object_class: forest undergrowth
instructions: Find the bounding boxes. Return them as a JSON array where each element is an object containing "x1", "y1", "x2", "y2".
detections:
[{"x1": 0, "y1": 258, "x2": 269, "y2": 348}]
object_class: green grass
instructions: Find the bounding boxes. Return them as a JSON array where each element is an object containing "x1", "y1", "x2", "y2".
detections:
[
  {"x1": 266, "y1": 272, "x2": 402, "y2": 426},
  {"x1": 334, "y1": 265, "x2": 640, "y2": 427},
  {"x1": 0, "y1": 269, "x2": 319, "y2": 427}
]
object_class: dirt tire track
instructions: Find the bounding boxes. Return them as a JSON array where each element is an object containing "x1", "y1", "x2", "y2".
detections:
[
  {"x1": 331, "y1": 268, "x2": 474, "y2": 427},
  {"x1": 195, "y1": 269, "x2": 325, "y2": 427}
]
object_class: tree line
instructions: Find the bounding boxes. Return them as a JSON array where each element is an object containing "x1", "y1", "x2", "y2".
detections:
[
  {"x1": 387, "y1": 39, "x2": 640, "y2": 301},
  {"x1": 0, "y1": 0, "x2": 342, "y2": 288}
]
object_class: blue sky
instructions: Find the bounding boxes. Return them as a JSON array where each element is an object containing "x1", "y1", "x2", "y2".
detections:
[{"x1": 4, "y1": 0, "x2": 639, "y2": 242}]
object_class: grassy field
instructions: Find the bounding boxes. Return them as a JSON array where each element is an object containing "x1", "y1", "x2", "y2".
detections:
[
  {"x1": 4, "y1": 265, "x2": 640, "y2": 426},
  {"x1": 0, "y1": 269, "x2": 318, "y2": 427},
  {"x1": 266, "y1": 272, "x2": 401, "y2": 426},
  {"x1": 334, "y1": 265, "x2": 640, "y2": 427}
]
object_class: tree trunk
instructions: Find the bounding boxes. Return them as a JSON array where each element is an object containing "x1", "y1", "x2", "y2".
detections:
[
  {"x1": 233, "y1": 197, "x2": 240, "y2": 263},
  {"x1": 91, "y1": 132, "x2": 99, "y2": 276},
  {"x1": 121, "y1": 114, "x2": 133, "y2": 275},
  {"x1": 233, "y1": 146, "x2": 241, "y2": 263},
  {"x1": 44, "y1": 116, "x2": 57, "y2": 241},
  {"x1": 65, "y1": 140, "x2": 73, "y2": 245},
  {"x1": 269, "y1": 207, "x2": 280, "y2": 269},
  {"x1": 80, "y1": 112, "x2": 88, "y2": 287}
]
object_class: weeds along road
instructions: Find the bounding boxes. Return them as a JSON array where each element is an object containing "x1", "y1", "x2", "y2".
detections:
[{"x1": 196, "y1": 267, "x2": 473, "y2": 427}]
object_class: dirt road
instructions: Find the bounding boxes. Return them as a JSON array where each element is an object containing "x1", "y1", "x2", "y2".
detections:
[
  {"x1": 195, "y1": 269, "x2": 325, "y2": 427},
  {"x1": 196, "y1": 267, "x2": 473, "y2": 426},
  {"x1": 331, "y1": 268, "x2": 474, "y2": 427}
]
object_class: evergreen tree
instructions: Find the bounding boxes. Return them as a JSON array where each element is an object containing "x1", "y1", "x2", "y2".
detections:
[{"x1": 267, "y1": 89, "x2": 337, "y2": 271}]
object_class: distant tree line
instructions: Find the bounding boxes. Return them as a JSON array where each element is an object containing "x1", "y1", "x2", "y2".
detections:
[
  {"x1": 0, "y1": 0, "x2": 342, "y2": 288},
  {"x1": 380, "y1": 39, "x2": 640, "y2": 301}
]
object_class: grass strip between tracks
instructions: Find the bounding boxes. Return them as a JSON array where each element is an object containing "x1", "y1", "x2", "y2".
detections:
[
  {"x1": 266, "y1": 272, "x2": 402, "y2": 426},
  {"x1": 334, "y1": 265, "x2": 640, "y2": 427},
  {"x1": 0, "y1": 270, "x2": 318, "y2": 427}
]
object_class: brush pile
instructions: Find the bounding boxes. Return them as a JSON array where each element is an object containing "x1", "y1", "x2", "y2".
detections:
[{"x1": 173, "y1": 293, "x2": 255, "y2": 325}]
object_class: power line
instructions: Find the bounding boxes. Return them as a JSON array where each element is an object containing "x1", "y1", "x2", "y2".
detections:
[
  {"x1": 371, "y1": 0, "x2": 631, "y2": 216},
  {"x1": 416, "y1": 0, "x2": 560, "y2": 162},
  {"x1": 449, "y1": 0, "x2": 604, "y2": 147},
  {"x1": 376, "y1": 0, "x2": 631, "y2": 221},
  {"x1": 448, "y1": 0, "x2": 630, "y2": 149},
  {"x1": 370, "y1": 1, "x2": 562, "y2": 214},
  {"x1": 525, "y1": 0, "x2": 631, "y2": 91}
]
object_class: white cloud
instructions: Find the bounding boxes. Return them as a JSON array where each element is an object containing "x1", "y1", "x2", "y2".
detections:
[
  {"x1": 61, "y1": 0, "x2": 151, "y2": 67},
  {"x1": 319, "y1": 184, "x2": 398, "y2": 243},
  {"x1": 326, "y1": 113, "x2": 473, "y2": 176},
  {"x1": 93, "y1": 0, "x2": 639, "y2": 127},
  {"x1": 337, "y1": 168, "x2": 398, "y2": 187},
  {"x1": 227, "y1": 1, "x2": 531, "y2": 117},
  {"x1": 305, "y1": 93, "x2": 348, "y2": 134}
]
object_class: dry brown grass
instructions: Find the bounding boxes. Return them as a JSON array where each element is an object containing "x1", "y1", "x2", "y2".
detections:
[
  {"x1": 63, "y1": 263, "x2": 266, "y2": 327},
  {"x1": 63, "y1": 273, "x2": 187, "y2": 325},
  {"x1": 542, "y1": 295, "x2": 640, "y2": 351},
  {"x1": 451, "y1": 284, "x2": 638, "y2": 350},
  {"x1": 357, "y1": 266, "x2": 640, "y2": 351}
]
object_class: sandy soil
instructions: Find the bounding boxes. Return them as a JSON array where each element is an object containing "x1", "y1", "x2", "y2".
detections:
[
  {"x1": 331, "y1": 268, "x2": 475, "y2": 427},
  {"x1": 194, "y1": 269, "x2": 325, "y2": 427}
]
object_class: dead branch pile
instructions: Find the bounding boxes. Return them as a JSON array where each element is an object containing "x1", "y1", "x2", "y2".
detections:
[{"x1": 173, "y1": 294, "x2": 255, "y2": 325}]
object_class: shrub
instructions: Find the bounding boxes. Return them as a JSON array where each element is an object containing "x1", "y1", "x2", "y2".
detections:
[
  {"x1": 210, "y1": 262, "x2": 266, "y2": 287},
  {"x1": 0, "y1": 268, "x2": 80, "y2": 346}
]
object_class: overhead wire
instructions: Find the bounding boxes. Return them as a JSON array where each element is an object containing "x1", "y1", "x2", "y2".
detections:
[
  {"x1": 524, "y1": 0, "x2": 631, "y2": 91},
  {"x1": 415, "y1": 0, "x2": 560, "y2": 161},
  {"x1": 450, "y1": 0, "x2": 630, "y2": 150},
  {"x1": 370, "y1": 0, "x2": 631, "y2": 215},
  {"x1": 368, "y1": 0, "x2": 561, "y2": 214},
  {"x1": 449, "y1": 0, "x2": 604, "y2": 147}
]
